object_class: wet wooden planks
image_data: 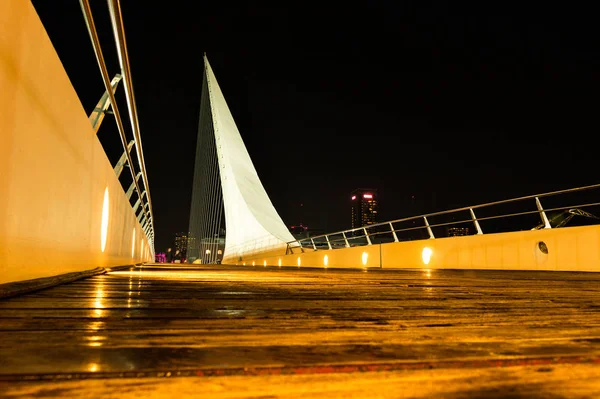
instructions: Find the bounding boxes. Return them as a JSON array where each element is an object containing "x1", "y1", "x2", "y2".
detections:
[{"x1": 1, "y1": 265, "x2": 600, "y2": 397}]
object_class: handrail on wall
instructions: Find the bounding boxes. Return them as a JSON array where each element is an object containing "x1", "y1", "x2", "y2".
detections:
[
  {"x1": 286, "y1": 183, "x2": 600, "y2": 254},
  {"x1": 79, "y1": 0, "x2": 154, "y2": 249}
]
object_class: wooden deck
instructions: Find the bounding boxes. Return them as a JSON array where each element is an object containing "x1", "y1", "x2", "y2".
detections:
[{"x1": 1, "y1": 264, "x2": 600, "y2": 398}]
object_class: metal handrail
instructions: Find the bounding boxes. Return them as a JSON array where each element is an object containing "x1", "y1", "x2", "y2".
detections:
[
  {"x1": 107, "y1": 0, "x2": 154, "y2": 238},
  {"x1": 287, "y1": 184, "x2": 600, "y2": 252},
  {"x1": 79, "y1": 0, "x2": 154, "y2": 247},
  {"x1": 307, "y1": 201, "x2": 600, "y2": 243}
]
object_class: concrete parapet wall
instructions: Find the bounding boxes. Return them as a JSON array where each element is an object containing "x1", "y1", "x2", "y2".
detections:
[
  {"x1": 235, "y1": 225, "x2": 600, "y2": 272},
  {"x1": 0, "y1": 0, "x2": 152, "y2": 284}
]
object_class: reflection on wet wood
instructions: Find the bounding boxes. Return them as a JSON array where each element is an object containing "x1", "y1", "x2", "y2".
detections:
[
  {"x1": 1, "y1": 265, "x2": 600, "y2": 397},
  {"x1": 3, "y1": 362, "x2": 600, "y2": 399}
]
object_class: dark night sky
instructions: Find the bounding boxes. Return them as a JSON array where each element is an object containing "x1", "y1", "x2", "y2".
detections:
[{"x1": 32, "y1": 2, "x2": 599, "y2": 251}]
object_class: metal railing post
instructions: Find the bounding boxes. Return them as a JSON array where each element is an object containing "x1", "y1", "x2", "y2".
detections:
[
  {"x1": 342, "y1": 232, "x2": 350, "y2": 248},
  {"x1": 535, "y1": 197, "x2": 551, "y2": 229},
  {"x1": 114, "y1": 140, "x2": 135, "y2": 178},
  {"x1": 470, "y1": 208, "x2": 483, "y2": 235},
  {"x1": 389, "y1": 222, "x2": 399, "y2": 242},
  {"x1": 363, "y1": 227, "x2": 372, "y2": 245},
  {"x1": 325, "y1": 235, "x2": 332, "y2": 250},
  {"x1": 89, "y1": 73, "x2": 122, "y2": 133},
  {"x1": 126, "y1": 172, "x2": 142, "y2": 200},
  {"x1": 423, "y1": 216, "x2": 435, "y2": 239},
  {"x1": 132, "y1": 198, "x2": 141, "y2": 214},
  {"x1": 311, "y1": 238, "x2": 317, "y2": 250}
]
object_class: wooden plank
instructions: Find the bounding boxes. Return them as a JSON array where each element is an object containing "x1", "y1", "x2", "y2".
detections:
[{"x1": 1, "y1": 265, "x2": 600, "y2": 397}]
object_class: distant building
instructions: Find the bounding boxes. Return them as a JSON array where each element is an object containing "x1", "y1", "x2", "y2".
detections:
[
  {"x1": 155, "y1": 252, "x2": 166, "y2": 263},
  {"x1": 447, "y1": 227, "x2": 469, "y2": 237},
  {"x1": 351, "y1": 188, "x2": 378, "y2": 229},
  {"x1": 187, "y1": 234, "x2": 197, "y2": 256},
  {"x1": 290, "y1": 225, "x2": 309, "y2": 240},
  {"x1": 174, "y1": 232, "x2": 188, "y2": 255}
]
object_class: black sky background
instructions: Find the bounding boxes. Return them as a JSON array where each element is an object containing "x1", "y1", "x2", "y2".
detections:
[{"x1": 31, "y1": 1, "x2": 599, "y2": 251}]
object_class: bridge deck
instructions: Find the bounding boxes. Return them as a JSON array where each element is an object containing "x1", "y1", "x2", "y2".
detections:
[{"x1": 1, "y1": 265, "x2": 600, "y2": 398}]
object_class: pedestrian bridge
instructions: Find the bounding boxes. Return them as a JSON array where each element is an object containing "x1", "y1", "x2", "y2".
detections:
[{"x1": 2, "y1": 0, "x2": 600, "y2": 290}]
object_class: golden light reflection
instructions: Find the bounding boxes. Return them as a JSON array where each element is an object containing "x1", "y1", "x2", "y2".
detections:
[
  {"x1": 93, "y1": 279, "x2": 105, "y2": 317},
  {"x1": 423, "y1": 268, "x2": 432, "y2": 278},
  {"x1": 86, "y1": 336, "x2": 105, "y2": 347},
  {"x1": 88, "y1": 321, "x2": 105, "y2": 332},
  {"x1": 109, "y1": 270, "x2": 317, "y2": 282},
  {"x1": 88, "y1": 363, "x2": 99, "y2": 372},
  {"x1": 127, "y1": 274, "x2": 133, "y2": 307}
]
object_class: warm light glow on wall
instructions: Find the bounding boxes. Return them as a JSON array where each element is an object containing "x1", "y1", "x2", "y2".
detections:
[
  {"x1": 131, "y1": 228, "x2": 135, "y2": 257},
  {"x1": 101, "y1": 187, "x2": 109, "y2": 252},
  {"x1": 422, "y1": 247, "x2": 433, "y2": 265},
  {"x1": 324, "y1": 254, "x2": 329, "y2": 266},
  {"x1": 278, "y1": 258, "x2": 282, "y2": 267},
  {"x1": 141, "y1": 239, "x2": 144, "y2": 259},
  {"x1": 361, "y1": 252, "x2": 368, "y2": 265},
  {"x1": 263, "y1": 260, "x2": 266, "y2": 267},
  {"x1": 297, "y1": 257, "x2": 301, "y2": 266}
]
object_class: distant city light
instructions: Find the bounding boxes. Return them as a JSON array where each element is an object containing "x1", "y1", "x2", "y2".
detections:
[
  {"x1": 363, "y1": 194, "x2": 373, "y2": 199},
  {"x1": 351, "y1": 195, "x2": 356, "y2": 200}
]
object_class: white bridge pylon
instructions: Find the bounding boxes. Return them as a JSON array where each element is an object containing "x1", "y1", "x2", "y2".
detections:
[{"x1": 203, "y1": 56, "x2": 296, "y2": 263}]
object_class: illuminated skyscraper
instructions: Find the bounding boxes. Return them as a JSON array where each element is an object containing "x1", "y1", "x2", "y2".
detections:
[
  {"x1": 174, "y1": 232, "x2": 188, "y2": 254},
  {"x1": 351, "y1": 188, "x2": 378, "y2": 229}
]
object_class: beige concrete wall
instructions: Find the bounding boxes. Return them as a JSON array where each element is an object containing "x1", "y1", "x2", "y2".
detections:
[
  {"x1": 0, "y1": 0, "x2": 152, "y2": 284},
  {"x1": 235, "y1": 225, "x2": 600, "y2": 272}
]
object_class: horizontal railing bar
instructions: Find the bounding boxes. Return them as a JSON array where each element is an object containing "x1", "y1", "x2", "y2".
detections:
[
  {"x1": 107, "y1": 0, "x2": 154, "y2": 239},
  {"x1": 294, "y1": 201, "x2": 600, "y2": 248},
  {"x1": 289, "y1": 184, "x2": 600, "y2": 245}
]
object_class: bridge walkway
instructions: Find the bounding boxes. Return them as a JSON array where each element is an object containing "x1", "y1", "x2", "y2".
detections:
[{"x1": 1, "y1": 264, "x2": 600, "y2": 398}]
